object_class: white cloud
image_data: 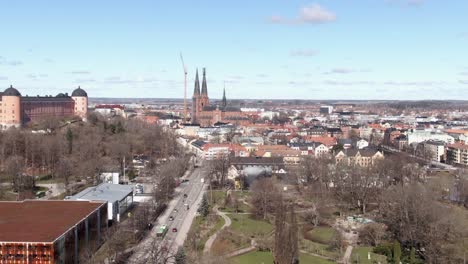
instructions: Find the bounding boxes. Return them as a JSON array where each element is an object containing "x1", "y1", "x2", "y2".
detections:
[
  {"x1": 270, "y1": 4, "x2": 336, "y2": 25},
  {"x1": 460, "y1": 80, "x2": 468, "y2": 85},
  {"x1": 290, "y1": 49, "x2": 318, "y2": 57},
  {"x1": 323, "y1": 68, "x2": 371, "y2": 74},
  {"x1": 324, "y1": 80, "x2": 375, "y2": 86},
  {"x1": 74, "y1": 78, "x2": 96, "y2": 83},
  {"x1": 70, "y1": 71, "x2": 91, "y2": 75},
  {"x1": 386, "y1": 0, "x2": 425, "y2": 7},
  {"x1": 407, "y1": 0, "x2": 424, "y2": 6},
  {"x1": 298, "y1": 4, "x2": 337, "y2": 23},
  {"x1": 0, "y1": 76, "x2": 8, "y2": 80},
  {"x1": 0, "y1": 56, "x2": 23, "y2": 66}
]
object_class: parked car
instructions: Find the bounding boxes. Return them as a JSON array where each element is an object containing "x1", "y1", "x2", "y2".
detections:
[
  {"x1": 169, "y1": 216, "x2": 174, "y2": 221},
  {"x1": 172, "y1": 228, "x2": 178, "y2": 232}
]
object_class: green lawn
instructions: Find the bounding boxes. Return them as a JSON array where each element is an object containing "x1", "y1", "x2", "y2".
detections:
[
  {"x1": 351, "y1": 247, "x2": 388, "y2": 264},
  {"x1": 307, "y1": 226, "x2": 337, "y2": 244},
  {"x1": 231, "y1": 251, "x2": 336, "y2": 264},
  {"x1": 228, "y1": 214, "x2": 273, "y2": 237},
  {"x1": 300, "y1": 239, "x2": 341, "y2": 260},
  {"x1": 209, "y1": 190, "x2": 251, "y2": 213},
  {"x1": 187, "y1": 214, "x2": 225, "y2": 251}
]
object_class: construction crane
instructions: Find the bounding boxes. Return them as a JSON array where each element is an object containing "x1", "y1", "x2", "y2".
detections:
[{"x1": 180, "y1": 53, "x2": 188, "y2": 123}]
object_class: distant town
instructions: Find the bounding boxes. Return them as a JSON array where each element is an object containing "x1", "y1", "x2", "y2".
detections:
[{"x1": 0, "y1": 66, "x2": 467, "y2": 264}]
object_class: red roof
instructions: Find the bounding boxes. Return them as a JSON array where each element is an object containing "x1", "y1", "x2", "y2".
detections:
[
  {"x1": 304, "y1": 136, "x2": 337, "y2": 147},
  {"x1": 95, "y1": 104, "x2": 124, "y2": 110},
  {"x1": 0, "y1": 200, "x2": 106, "y2": 243}
]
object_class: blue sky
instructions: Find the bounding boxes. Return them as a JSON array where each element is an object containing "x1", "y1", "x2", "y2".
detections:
[{"x1": 0, "y1": 0, "x2": 467, "y2": 100}]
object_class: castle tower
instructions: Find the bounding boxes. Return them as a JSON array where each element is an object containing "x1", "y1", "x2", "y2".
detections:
[
  {"x1": 71, "y1": 86, "x2": 88, "y2": 120},
  {"x1": 1, "y1": 85, "x2": 22, "y2": 129},
  {"x1": 192, "y1": 69, "x2": 201, "y2": 123}
]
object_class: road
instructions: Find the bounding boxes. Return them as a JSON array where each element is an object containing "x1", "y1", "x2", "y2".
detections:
[
  {"x1": 128, "y1": 165, "x2": 207, "y2": 263},
  {"x1": 380, "y1": 145, "x2": 458, "y2": 170}
]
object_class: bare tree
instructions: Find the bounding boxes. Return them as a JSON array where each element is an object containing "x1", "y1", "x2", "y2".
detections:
[
  {"x1": 250, "y1": 177, "x2": 281, "y2": 220},
  {"x1": 380, "y1": 184, "x2": 467, "y2": 263},
  {"x1": 273, "y1": 199, "x2": 299, "y2": 264}
]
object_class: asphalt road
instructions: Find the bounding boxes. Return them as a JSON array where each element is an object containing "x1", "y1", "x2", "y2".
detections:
[{"x1": 128, "y1": 165, "x2": 207, "y2": 263}]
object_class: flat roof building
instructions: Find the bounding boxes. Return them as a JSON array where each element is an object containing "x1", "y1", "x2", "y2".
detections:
[
  {"x1": 0, "y1": 200, "x2": 107, "y2": 263},
  {"x1": 68, "y1": 183, "x2": 134, "y2": 223}
]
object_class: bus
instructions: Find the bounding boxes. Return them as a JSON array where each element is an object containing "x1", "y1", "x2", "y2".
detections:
[{"x1": 156, "y1": 225, "x2": 168, "y2": 238}]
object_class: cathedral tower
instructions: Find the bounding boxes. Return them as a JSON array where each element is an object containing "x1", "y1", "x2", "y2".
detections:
[{"x1": 192, "y1": 69, "x2": 201, "y2": 123}]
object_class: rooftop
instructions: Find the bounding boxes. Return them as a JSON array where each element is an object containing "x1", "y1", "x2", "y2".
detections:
[
  {"x1": 68, "y1": 183, "x2": 133, "y2": 202},
  {"x1": 0, "y1": 200, "x2": 105, "y2": 243}
]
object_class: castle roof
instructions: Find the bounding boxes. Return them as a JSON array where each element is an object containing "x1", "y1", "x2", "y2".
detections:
[
  {"x1": 3, "y1": 85, "x2": 21, "y2": 96},
  {"x1": 71, "y1": 86, "x2": 87, "y2": 97}
]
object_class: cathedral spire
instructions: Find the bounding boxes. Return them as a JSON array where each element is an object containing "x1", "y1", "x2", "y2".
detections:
[
  {"x1": 222, "y1": 84, "x2": 227, "y2": 109},
  {"x1": 201, "y1": 68, "x2": 208, "y2": 96},
  {"x1": 193, "y1": 69, "x2": 200, "y2": 96}
]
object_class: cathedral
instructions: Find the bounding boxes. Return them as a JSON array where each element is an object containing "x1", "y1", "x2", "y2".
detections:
[{"x1": 191, "y1": 68, "x2": 246, "y2": 127}]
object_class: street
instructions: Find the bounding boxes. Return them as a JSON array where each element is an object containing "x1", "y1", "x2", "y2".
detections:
[{"x1": 128, "y1": 164, "x2": 207, "y2": 263}]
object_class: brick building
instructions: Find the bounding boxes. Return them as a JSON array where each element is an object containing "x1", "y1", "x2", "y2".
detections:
[
  {"x1": 0, "y1": 86, "x2": 88, "y2": 129},
  {"x1": 0, "y1": 200, "x2": 107, "y2": 264},
  {"x1": 191, "y1": 69, "x2": 247, "y2": 126}
]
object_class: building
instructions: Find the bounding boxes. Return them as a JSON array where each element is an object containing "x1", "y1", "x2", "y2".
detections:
[
  {"x1": 191, "y1": 69, "x2": 246, "y2": 126},
  {"x1": 447, "y1": 143, "x2": 468, "y2": 166},
  {"x1": 0, "y1": 85, "x2": 88, "y2": 129},
  {"x1": 0, "y1": 200, "x2": 107, "y2": 264},
  {"x1": 354, "y1": 139, "x2": 369, "y2": 150},
  {"x1": 320, "y1": 105, "x2": 333, "y2": 115},
  {"x1": 335, "y1": 149, "x2": 384, "y2": 167},
  {"x1": 67, "y1": 183, "x2": 134, "y2": 223},
  {"x1": 421, "y1": 140, "x2": 446, "y2": 162},
  {"x1": 407, "y1": 129, "x2": 455, "y2": 146}
]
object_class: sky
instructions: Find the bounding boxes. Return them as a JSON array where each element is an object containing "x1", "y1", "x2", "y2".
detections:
[{"x1": 0, "y1": 0, "x2": 467, "y2": 100}]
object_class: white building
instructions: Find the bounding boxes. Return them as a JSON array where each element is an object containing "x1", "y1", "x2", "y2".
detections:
[
  {"x1": 422, "y1": 140, "x2": 446, "y2": 162},
  {"x1": 68, "y1": 183, "x2": 134, "y2": 223},
  {"x1": 407, "y1": 130, "x2": 455, "y2": 145},
  {"x1": 355, "y1": 139, "x2": 369, "y2": 149}
]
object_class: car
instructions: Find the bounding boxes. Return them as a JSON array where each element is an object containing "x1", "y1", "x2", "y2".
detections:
[
  {"x1": 183, "y1": 193, "x2": 188, "y2": 198},
  {"x1": 182, "y1": 179, "x2": 189, "y2": 183},
  {"x1": 172, "y1": 228, "x2": 178, "y2": 232},
  {"x1": 169, "y1": 216, "x2": 174, "y2": 221},
  {"x1": 173, "y1": 209, "x2": 178, "y2": 213}
]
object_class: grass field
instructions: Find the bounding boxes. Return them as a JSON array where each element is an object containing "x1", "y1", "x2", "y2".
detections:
[
  {"x1": 351, "y1": 247, "x2": 388, "y2": 264},
  {"x1": 307, "y1": 226, "x2": 337, "y2": 244},
  {"x1": 300, "y1": 239, "x2": 341, "y2": 260},
  {"x1": 231, "y1": 251, "x2": 337, "y2": 264},
  {"x1": 228, "y1": 214, "x2": 273, "y2": 237},
  {"x1": 209, "y1": 190, "x2": 251, "y2": 213},
  {"x1": 188, "y1": 214, "x2": 225, "y2": 251}
]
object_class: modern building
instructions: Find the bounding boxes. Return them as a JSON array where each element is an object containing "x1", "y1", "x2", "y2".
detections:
[
  {"x1": 320, "y1": 105, "x2": 333, "y2": 115},
  {"x1": 421, "y1": 140, "x2": 446, "y2": 162},
  {"x1": 191, "y1": 69, "x2": 246, "y2": 126},
  {"x1": 0, "y1": 85, "x2": 88, "y2": 129},
  {"x1": 0, "y1": 200, "x2": 107, "y2": 264},
  {"x1": 406, "y1": 129, "x2": 455, "y2": 146},
  {"x1": 67, "y1": 183, "x2": 134, "y2": 223},
  {"x1": 447, "y1": 143, "x2": 468, "y2": 166}
]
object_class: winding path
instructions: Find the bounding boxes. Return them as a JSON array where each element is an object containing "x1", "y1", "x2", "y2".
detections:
[{"x1": 203, "y1": 206, "x2": 232, "y2": 253}]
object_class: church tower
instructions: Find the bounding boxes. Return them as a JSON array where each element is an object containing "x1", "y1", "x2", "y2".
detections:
[
  {"x1": 222, "y1": 86, "x2": 227, "y2": 110},
  {"x1": 199, "y1": 68, "x2": 210, "y2": 109},
  {"x1": 192, "y1": 69, "x2": 201, "y2": 123}
]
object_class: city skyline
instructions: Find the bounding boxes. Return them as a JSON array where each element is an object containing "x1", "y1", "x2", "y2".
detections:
[{"x1": 1, "y1": 0, "x2": 467, "y2": 100}]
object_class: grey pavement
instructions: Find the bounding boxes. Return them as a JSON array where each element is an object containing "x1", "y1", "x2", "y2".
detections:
[{"x1": 128, "y1": 165, "x2": 207, "y2": 263}]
